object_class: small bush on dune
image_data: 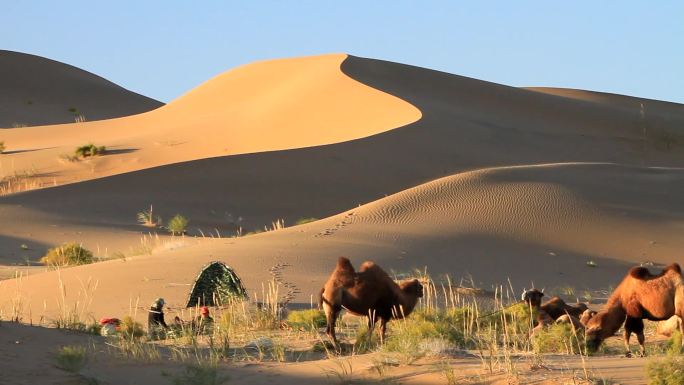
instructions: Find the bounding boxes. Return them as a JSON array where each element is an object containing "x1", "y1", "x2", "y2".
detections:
[
  {"x1": 120, "y1": 316, "x2": 145, "y2": 340},
  {"x1": 170, "y1": 363, "x2": 229, "y2": 385},
  {"x1": 295, "y1": 217, "x2": 318, "y2": 225},
  {"x1": 55, "y1": 345, "x2": 87, "y2": 373},
  {"x1": 286, "y1": 309, "x2": 326, "y2": 331},
  {"x1": 75, "y1": 143, "x2": 106, "y2": 158},
  {"x1": 0, "y1": 141, "x2": 5, "y2": 154},
  {"x1": 40, "y1": 243, "x2": 94, "y2": 267},
  {"x1": 168, "y1": 214, "x2": 189, "y2": 235},
  {"x1": 137, "y1": 205, "x2": 161, "y2": 227}
]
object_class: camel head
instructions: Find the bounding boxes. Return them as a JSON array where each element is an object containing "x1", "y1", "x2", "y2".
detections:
[
  {"x1": 521, "y1": 288, "x2": 544, "y2": 307},
  {"x1": 400, "y1": 279, "x2": 424, "y2": 299},
  {"x1": 584, "y1": 307, "x2": 624, "y2": 353}
]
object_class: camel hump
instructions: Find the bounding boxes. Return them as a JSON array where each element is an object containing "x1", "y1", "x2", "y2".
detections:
[
  {"x1": 336, "y1": 257, "x2": 355, "y2": 273},
  {"x1": 359, "y1": 261, "x2": 376, "y2": 271},
  {"x1": 664, "y1": 263, "x2": 682, "y2": 275},
  {"x1": 629, "y1": 266, "x2": 652, "y2": 280}
]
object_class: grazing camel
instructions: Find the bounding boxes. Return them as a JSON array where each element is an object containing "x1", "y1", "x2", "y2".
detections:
[
  {"x1": 319, "y1": 257, "x2": 423, "y2": 345},
  {"x1": 522, "y1": 289, "x2": 590, "y2": 331},
  {"x1": 585, "y1": 263, "x2": 684, "y2": 357}
]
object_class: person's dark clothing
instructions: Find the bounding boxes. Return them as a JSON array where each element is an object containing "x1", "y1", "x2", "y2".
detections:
[{"x1": 148, "y1": 307, "x2": 168, "y2": 329}]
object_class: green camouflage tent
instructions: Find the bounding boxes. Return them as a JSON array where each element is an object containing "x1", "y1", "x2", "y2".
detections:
[{"x1": 186, "y1": 261, "x2": 247, "y2": 307}]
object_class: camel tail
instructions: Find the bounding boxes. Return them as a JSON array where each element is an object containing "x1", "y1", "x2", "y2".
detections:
[{"x1": 318, "y1": 287, "x2": 325, "y2": 308}]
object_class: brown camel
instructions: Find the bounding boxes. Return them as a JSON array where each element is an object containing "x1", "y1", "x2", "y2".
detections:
[
  {"x1": 319, "y1": 257, "x2": 423, "y2": 345},
  {"x1": 522, "y1": 289, "x2": 590, "y2": 331},
  {"x1": 585, "y1": 263, "x2": 684, "y2": 357}
]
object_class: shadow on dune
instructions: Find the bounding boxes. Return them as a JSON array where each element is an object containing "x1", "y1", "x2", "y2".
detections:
[{"x1": 0, "y1": 234, "x2": 52, "y2": 265}]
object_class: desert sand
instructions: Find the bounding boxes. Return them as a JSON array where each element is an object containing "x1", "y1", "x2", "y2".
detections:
[{"x1": 1, "y1": 52, "x2": 683, "y2": 385}]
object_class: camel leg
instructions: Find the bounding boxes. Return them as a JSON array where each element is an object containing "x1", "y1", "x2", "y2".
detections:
[
  {"x1": 624, "y1": 317, "x2": 645, "y2": 357},
  {"x1": 636, "y1": 329, "x2": 646, "y2": 357},
  {"x1": 379, "y1": 318, "x2": 388, "y2": 345},
  {"x1": 323, "y1": 302, "x2": 341, "y2": 346}
]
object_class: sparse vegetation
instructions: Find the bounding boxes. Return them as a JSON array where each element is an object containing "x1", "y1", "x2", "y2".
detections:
[
  {"x1": 295, "y1": 217, "x2": 318, "y2": 225},
  {"x1": 75, "y1": 143, "x2": 106, "y2": 158},
  {"x1": 120, "y1": 316, "x2": 145, "y2": 340},
  {"x1": 532, "y1": 323, "x2": 584, "y2": 354},
  {"x1": 168, "y1": 214, "x2": 189, "y2": 235},
  {"x1": 170, "y1": 363, "x2": 229, "y2": 385},
  {"x1": 286, "y1": 309, "x2": 326, "y2": 331},
  {"x1": 647, "y1": 355, "x2": 684, "y2": 385},
  {"x1": 40, "y1": 243, "x2": 95, "y2": 267},
  {"x1": 137, "y1": 205, "x2": 161, "y2": 227},
  {"x1": 0, "y1": 141, "x2": 5, "y2": 154},
  {"x1": 55, "y1": 345, "x2": 87, "y2": 373}
]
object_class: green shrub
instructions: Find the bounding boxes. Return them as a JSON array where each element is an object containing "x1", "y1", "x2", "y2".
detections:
[
  {"x1": 171, "y1": 363, "x2": 229, "y2": 385},
  {"x1": 0, "y1": 141, "x2": 5, "y2": 154},
  {"x1": 40, "y1": 243, "x2": 94, "y2": 267},
  {"x1": 295, "y1": 217, "x2": 318, "y2": 225},
  {"x1": 286, "y1": 309, "x2": 326, "y2": 331},
  {"x1": 666, "y1": 330, "x2": 683, "y2": 356},
  {"x1": 168, "y1": 214, "x2": 188, "y2": 235},
  {"x1": 532, "y1": 323, "x2": 584, "y2": 354},
  {"x1": 137, "y1": 205, "x2": 161, "y2": 227},
  {"x1": 120, "y1": 316, "x2": 144, "y2": 340},
  {"x1": 55, "y1": 345, "x2": 87, "y2": 373},
  {"x1": 381, "y1": 309, "x2": 469, "y2": 362},
  {"x1": 75, "y1": 143, "x2": 106, "y2": 158},
  {"x1": 647, "y1": 355, "x2": 684, "y2": 385}
]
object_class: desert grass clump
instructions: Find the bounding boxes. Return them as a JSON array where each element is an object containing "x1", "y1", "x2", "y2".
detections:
[
  {"x1": 0, "y1": 141, "x2": 5, "y2": 154},
  {"x1": 55, "y1": 345, "x2": 87, "y2": 373},
  {"x1": 170, "y1": 363, "x2": 229, "y2": 385},
  {"x1": 40, "y1": 243, "x2": 94, "y2": 267},
  {"x1": 380, "y1": 309, "x2": 467, "y2": 362},
  {"x1": 120, "y1": 315, "x2": 145, "y2": 340},
  {"x1": 75, "y1": 143, "x2": 106, "y2": 158},
  {"x1": 286, "y1": 309, "x2": 326, "y2": 331},
  {"x1": 137, "y1": 205, "x2": 161, "y2": 227},
  {"x1": 532, "y1": 323, "x2": 584, "y2": 354},
  {"x1": 168, "y1": 214, "x2": 189, "y2": 235},
  {"x1": 663, "y1": 330, "x2": 683, "y2": 356},
  {"x1": 295, "y1": 217, "x2": 318, "y2": 225},
  {"x1": 646, "y1": 355, "x2": 684, "y2": 385}
]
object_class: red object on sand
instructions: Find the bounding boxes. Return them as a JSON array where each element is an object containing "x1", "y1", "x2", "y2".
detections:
[
  {"x1": 99, "y1": 317, "x2": 121, "y2": 325},
  {"x1": 201, "y1": 306, "x2": 209, "y2": 315}
]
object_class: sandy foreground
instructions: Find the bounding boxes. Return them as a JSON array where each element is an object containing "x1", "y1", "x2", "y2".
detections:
[{"x1": 0, "y1": 321, "x2": 654, "y2": 385}]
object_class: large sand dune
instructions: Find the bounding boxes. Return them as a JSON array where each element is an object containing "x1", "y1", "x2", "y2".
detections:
[
  {"x1": 0, "y1": 50, "x2": 163, "y2": 127},
  {"x1": 0, "y1": 53, "x2": 419, "y2": 189},
  {"x1": 1, "y1": 55, "x2": 682, "y2": 263},
  {"x1": 2, "y1": 163, "x2": 682, "y2": 323}
]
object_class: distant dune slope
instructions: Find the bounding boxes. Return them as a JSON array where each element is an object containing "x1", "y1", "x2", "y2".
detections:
[
  {"x1": 525, "y1": 87, "x2": 684, "y2": 115},
  {"x1": 2, "y1": 163, "x2": 682, "y2": 322},
  {"x1": 0, "y1": 50, "x2": 163, "y2": 127},
  {"x1": 1, "y1": 55, "x2": 683, "y2": 261}
]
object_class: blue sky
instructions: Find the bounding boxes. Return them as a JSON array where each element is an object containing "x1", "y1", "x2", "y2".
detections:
[{"x1": 4, "y1": 1, "x2": 683, "y2": 103}]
